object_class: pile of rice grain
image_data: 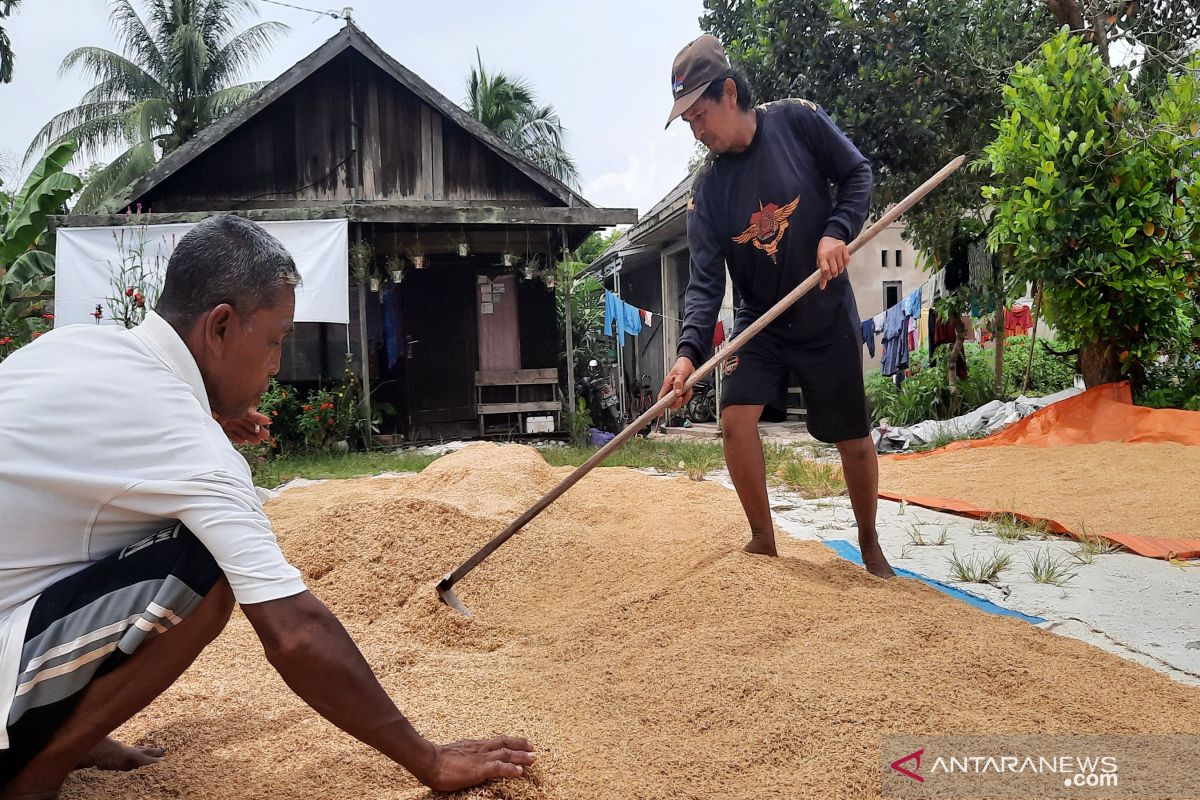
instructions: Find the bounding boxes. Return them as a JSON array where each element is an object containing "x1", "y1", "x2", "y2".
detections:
[
  {"x1": 879, "y1": 441, "x2": 1200, "y2": 541},
  {"x1": 63, "y1": 443, "x2": 1200, "y2": 800}
]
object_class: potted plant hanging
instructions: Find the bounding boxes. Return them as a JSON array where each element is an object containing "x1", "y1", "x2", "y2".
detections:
[{"x1": 386, "y1": 255, "x2": 405, "y2": 284}]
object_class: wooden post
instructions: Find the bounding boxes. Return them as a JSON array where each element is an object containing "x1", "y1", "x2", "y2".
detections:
[
  {"x1": 561, "y1": 228, "x2": 575, "y2": 420},
  {"x1": 1021, "y1": 282, "x2": 1044, "y2": 396},
  {"x1": 993, "y1": 251, "x2": 1005, "y2": 399},
  {"x1": 355, "y1": 225, "x2": 373, "y2": 448}
]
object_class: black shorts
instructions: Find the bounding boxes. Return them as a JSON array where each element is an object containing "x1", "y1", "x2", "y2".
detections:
[
  {"x1": 0, "y1": 524, "x2": 221, "y2": 788},
  {"x1": 720, "y1": 322, "x2": 870, "y2": 443}
]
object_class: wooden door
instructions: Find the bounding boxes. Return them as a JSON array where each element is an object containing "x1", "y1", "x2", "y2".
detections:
[
  {"x1": 477, "y1": 273, "x2": 521, "y2": 371},
  {"x1": 402, "y1": 262, "x2": 477, "y2": 425}
]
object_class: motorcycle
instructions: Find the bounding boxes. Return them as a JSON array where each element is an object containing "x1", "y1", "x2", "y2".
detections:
[
  {"x1": 575, "y1": 360, "x2": 622, "y2": 435},
  {"x1": 684, "y1": 379, "x2": 717, "y2": 424}
]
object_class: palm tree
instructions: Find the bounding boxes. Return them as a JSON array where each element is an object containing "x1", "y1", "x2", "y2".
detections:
[
  {"x1": 0, "y1": 0, "x2": 20, "y2": 84},
  {"x1": 27, "y1": 0, "x2": 287, "y2": 212},
  {"x1": 465, "y1": 49, "x2": 580, "y2": 190}
]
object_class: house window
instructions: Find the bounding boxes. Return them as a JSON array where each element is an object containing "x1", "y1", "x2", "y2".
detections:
[
  {"x1": 881, "y1": 250, "x2": 889, "y2": 269},
  {"x1": 895, "y1": 249, "x2": 903, "y2": 268},
  {"x1": 884, "y1": 281, "x2": 902, "y2": 309}
]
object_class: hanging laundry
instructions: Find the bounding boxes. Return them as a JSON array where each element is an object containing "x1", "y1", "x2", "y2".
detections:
[
  {"x1": 603, "y1": 290, "x2": 644, "y2": 343},
  {"x1": 881, "y1": 302, "x2": 910, "y2": 377},
  {"x1": 944, "y1": 237, "x2": 970, "y2": 291},
  {"x1": 907, "y1": 316, "x2": 918, "y2": 352},
  {"x1": 902, "y1": 286, "x2": 923, "y2": 319},
  {"x1": 932, "y1": 317, "x2": 958, "y2": 349},
  {"x1": 861, "y1": 317, "x2": 877, "y2": 358},
  {"x1": 1005, "y1": 304, "x2": 1033, "y2": 337},
  {"x1": 926, "y1": 303, "x2": 938, "y2": 359},
  {"x1": 603, "y1": 290, "x2": 622, "y2": 337},
  {"x1": 622, "y1": 300, "x2": 643, "y2": 339},
  {"x1": 641, "y1": 309, "x2": 653, "y2": 326},
  {"x1": 926, "y1": 314, "x2": 968, "y2": 379},
  {"x1": 380, "y1": 282, "x2": 404, "y2": 369}
]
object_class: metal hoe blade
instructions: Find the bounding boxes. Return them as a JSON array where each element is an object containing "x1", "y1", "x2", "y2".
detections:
[{"x1": 437, "y1": 574, "x2": 472, "y2": 617}]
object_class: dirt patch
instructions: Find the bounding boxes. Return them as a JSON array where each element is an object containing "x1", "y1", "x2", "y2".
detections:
[
  {"x1": 879, "y1": 441, "x2": 1200, "y2": 540},
  {"x1": 64, "y1": 443, "x2": 1200, "y2": 799}
]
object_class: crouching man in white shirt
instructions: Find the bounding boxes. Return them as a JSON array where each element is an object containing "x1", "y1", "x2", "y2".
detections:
[{"x1": 0, "y1": 215, "x2": 534, "y2": 799}]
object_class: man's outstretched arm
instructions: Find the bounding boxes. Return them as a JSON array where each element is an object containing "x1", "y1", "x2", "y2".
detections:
[{"x1": 242, "y1": 591, "x2": 535, "y2": 792}]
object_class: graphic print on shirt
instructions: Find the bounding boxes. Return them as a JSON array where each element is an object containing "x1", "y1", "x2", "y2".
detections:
[{"x1": 731, "y1": 196, "x2": 800, "y2": 264}]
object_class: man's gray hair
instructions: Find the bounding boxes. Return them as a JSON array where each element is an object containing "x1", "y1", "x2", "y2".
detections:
[{"x1": 155, "y1": 214, "x2": 301, "y2": 325}]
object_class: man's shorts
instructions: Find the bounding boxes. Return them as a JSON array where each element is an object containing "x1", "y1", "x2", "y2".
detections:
[
  {"x1": 720, "y1": 321, "x2": 870, "y2": 444},
  {"x1": 0, "y1": 524, "x2": 221, "y2": 787}
]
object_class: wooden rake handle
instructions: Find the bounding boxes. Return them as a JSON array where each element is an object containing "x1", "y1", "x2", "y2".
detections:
[{"x1": 436, "y1": 154, "x2": 967, "y2": 600}]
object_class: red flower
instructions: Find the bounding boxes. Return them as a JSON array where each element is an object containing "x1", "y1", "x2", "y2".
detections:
[
  {"x1": 125, "y1": 287, "x2": 134, "y2": 297},
  {"x1": 0, "y1": 337, "x2": 13, "y2": 346},
  {"x1": 31, "y1": 332, "x2": 41, "y2": 339},
  {"x1": 41, "y1": 314, "x2": 54, "y2": 320},
  {"x1": 302, "y1": 404, "x2": 312, "y2": 412}
]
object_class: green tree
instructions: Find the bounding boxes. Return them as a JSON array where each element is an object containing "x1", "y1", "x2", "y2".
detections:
[
  {"x1": 0, "y1": 0, "x2": 19, "y2": 83},
  {"x1": 702, "y1": 0, "x2": 1057, "y2": 262},
  {"x1": 465, "y1": 49, "x2": 580, "y2": 190},
  {"x1": 555, "y1": 256, "x2": 610, "y2": 378},
  {"x1": 575, "y1": 227, "x2": 624, "y2": 265},
  {"x1": 27, "y1": 0, "x2": 286, "y2": 213},
  {"x1": 1045, "y1": 0, "x2": 1200, "y2": 94},
  {"x1": 982, "y1": 30, "x2": 1199, "y2": 387}
]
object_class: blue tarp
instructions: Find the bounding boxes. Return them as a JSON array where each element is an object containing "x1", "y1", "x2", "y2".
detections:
[{"x1": 822, "y1": 539, "x2": 1045, "y2": 624}]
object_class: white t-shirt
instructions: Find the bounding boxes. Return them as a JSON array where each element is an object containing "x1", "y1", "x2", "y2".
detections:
[{"x1": 0, "y1": 312, "x2": 307, "y2": 748}]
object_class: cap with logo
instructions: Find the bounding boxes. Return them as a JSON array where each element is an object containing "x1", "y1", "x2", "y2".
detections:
[{"x1": 666, "y1": 34, "x2": 732, "y2": 129}]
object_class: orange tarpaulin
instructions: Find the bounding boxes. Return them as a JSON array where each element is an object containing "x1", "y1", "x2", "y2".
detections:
[{"x1": 879, "y1": 382, "x2": 1200, "y2": 559}]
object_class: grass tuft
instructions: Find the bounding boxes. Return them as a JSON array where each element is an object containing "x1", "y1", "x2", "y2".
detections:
[{"x1": 946, "y1": 549, "x2": 1012, "y2": 584}]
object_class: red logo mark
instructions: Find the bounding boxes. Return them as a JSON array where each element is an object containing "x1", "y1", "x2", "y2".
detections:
[{"x1": 890, "y1": 748, "x2": 925, "y2": 782}]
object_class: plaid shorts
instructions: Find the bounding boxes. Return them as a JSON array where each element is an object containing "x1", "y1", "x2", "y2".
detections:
[{"x1": 0, "y1": 524, "x2": 221, "y2": 787}]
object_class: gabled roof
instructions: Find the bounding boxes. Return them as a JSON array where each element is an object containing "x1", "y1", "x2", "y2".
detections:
[
  {"x1": 585, "y1": 172, "x2": 693, "y2": 276},
  {"x1": 119, "y1": 22, "x2": 590, "y2": 209}
]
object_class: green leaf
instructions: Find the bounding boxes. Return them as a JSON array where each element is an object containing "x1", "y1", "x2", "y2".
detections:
[
  {"x1": 1, "y1": 172, "x2": 81, "y2": 265},
  {"x1": 3, "y1": 250, "x2": 55, "y2": 288},
  {"x1": 15, "y1": 141, "x2": 78, "y2": 210}
]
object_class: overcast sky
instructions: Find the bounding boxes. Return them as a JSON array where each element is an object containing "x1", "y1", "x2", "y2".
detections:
[{"x1": 0, "y1": 0, "x2": 705, "y2": 216}]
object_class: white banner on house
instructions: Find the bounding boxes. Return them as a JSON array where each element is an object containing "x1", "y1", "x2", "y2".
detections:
[{"x1": 54, "y1": 218, "x2": 350, "y2": 326}]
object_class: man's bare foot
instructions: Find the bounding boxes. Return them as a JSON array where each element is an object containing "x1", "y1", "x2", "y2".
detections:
[
  {"x1": 860, "y1": 538, "x2": 896, "y2": 578},
  {"x1": 75, "y1": 737, "x2": 164, "y2": 772},
  {"x1": 743, "y1": 532, "x2": 778, "y2": 557}
]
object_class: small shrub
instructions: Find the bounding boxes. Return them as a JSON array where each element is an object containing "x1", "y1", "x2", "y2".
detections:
[{"x1": 1001, "y1": 336, "x2": 1077, "y2": 397}]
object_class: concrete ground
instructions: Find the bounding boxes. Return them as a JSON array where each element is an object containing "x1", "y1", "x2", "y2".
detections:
[{"x1": 659, "y1": 420, "x2": 820, "y2": 447}]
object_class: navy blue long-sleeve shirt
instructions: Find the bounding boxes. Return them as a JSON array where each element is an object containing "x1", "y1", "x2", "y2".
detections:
[{"x1": 677, "y1": 99, "x2": 873, "y2": 367}]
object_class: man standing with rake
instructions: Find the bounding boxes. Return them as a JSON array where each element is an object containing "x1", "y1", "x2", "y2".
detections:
[{"x1": 659, "y1": 35, "x2": 894, "y2": 578}]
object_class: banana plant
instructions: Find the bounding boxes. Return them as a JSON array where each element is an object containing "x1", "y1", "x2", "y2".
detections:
[{"x1": 0, "y1": 140, "x2": 81, "y2": 357}]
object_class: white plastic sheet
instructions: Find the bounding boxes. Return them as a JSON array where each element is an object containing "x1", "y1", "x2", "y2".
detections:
[
  {"x1": 54, "y1": 218, "x2": 349, "y2": 326},
  {"x1": 872, "y1": 386, "x2": 1084, "y2": 453}
]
